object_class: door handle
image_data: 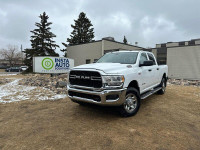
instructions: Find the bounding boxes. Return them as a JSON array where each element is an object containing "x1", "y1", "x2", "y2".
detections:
[
  {"x1": 148, "y1": 69, "x2": 152, "y2": 72},
  {"x1": 157, "y1": 68, "x2": 159, "y2": 70}
]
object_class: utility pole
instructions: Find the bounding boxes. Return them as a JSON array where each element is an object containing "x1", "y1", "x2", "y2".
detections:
[
  {"x1": 20, "y1": 44, "x2": 23, "y2": 52},
  {"x1": 21, "y1": 44, "x2": 23, "y2": 64}
]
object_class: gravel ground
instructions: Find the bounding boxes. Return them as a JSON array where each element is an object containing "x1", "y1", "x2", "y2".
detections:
[{"x1": 0, "y1": 81, "x2": 199, "y2": 150}]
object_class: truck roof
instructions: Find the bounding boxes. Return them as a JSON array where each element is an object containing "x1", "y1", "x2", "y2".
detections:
[
  {"x1": 110, "y1": 50, "x2": 149, "y2": 53},
  {"x1": 111, "y1": 50, "x2": 140, "y2": 53}
]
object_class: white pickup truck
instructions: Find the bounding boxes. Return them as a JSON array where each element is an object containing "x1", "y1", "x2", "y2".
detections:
[{"x1": 67, "y1": 51, "x2": 168, "y2": 116}]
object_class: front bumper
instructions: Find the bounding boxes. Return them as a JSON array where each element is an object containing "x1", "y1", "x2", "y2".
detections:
[{"x1": 67, "y1": 85, "x2": 127, "y2": 106}]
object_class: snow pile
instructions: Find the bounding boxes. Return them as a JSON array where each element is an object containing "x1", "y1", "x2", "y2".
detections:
[
  {"x1": 168, "y1": 78, "x2": 200, "y2": 86},
  {"x1": 0, "y1": 78, "x2": 67, "y2": 103},
  {"x1": 0, "y1": 74, "x2": 17, "y2": 76}
]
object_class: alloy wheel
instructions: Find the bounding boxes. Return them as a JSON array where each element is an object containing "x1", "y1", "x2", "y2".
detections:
[{"x1": 124, "y1": 93, "x2": 138, "y2": 113}]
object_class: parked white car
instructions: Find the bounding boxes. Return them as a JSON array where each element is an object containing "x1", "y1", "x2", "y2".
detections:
[{"x1": 67, "y1": 51, "x2": 168, "y2": 116}]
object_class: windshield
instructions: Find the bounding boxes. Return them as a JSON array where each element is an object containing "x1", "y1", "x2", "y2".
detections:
[{"x1": 96, "y1": 52, "x2": 138, "y2": 64}]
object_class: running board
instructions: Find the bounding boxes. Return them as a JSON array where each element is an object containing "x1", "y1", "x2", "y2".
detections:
[{"x1": 141, "y1": 87, "x2": 162, "y2": 100}]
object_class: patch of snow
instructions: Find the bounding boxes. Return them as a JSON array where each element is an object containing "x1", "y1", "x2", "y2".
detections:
[
  {"x1": 0, "y1": 78, "x2": 67, "y2": 104},
  {"x1": 0, "y1": 74, "x2": 17, "y2": 76},
  {"x1": 53, "y1": 94, "x2": 67, "y2": 99}
]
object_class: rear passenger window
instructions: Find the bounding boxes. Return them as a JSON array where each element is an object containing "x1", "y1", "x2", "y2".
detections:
[
  {"x1": 147, "y1": 53, "x2": 156, "y2": 65},
  {"x1": 139, "y1": 53, "x2": 148, "y2": 65}
]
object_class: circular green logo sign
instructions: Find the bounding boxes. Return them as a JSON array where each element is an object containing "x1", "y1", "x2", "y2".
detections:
[{"x1": 42, "y1": 58, "x2": 54, "y2": 70}]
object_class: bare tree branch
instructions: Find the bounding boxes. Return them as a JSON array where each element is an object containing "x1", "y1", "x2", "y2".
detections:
[{"x1": 0, "y1": 45, "x2": 24, "y2": 67}]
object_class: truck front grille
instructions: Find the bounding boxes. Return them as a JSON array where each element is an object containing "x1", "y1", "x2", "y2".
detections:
[{"x1": 69, "y1": 71, "x2": 102, "y2": 88}]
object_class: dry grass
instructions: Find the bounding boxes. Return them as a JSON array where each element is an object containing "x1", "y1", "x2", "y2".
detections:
[
  {"x1": 0, "y1": 69, "x2": 5, "y2": 72},
  {"x1": 0, "y1": 85, "x2": 200, "y2": 150}
]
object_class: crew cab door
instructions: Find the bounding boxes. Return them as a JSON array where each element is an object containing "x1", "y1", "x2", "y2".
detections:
[
  {"x1": 138, "y1": 52, "x2": 153, "y2": 91},
  {"x1": 147, "y1": 53, "x2": 159, "y2": 86}
]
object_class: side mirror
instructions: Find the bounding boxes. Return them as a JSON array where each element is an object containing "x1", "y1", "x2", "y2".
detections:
[
  {"x1": 93, "y1": 59, "x2": 98, "y2": 63},
  {"x1": 139, "y1": 60, "x2": 153, "y2": 67}
]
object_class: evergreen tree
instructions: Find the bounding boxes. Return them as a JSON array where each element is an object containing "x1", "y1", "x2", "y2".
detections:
[
  {"x1": 65, "y1": 12, "x2": 95, "y2": 46},
  {"x1": 60, "y1": 43, "x2": 67, "y2": 57},
  {"x1": 24, "y1": 12, "x2": 59, "y2": 71},
  {"x1": 123, "y1": 36, "x2": 127, "y2": 44}
]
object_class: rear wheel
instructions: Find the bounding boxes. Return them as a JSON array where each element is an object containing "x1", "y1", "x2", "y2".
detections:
[
  {"x1": 119, "y1": 88, "x2": 140, "y2": 117},
  {"x1": 157, "y1": 78, "x2": 166, "y2": 94}
]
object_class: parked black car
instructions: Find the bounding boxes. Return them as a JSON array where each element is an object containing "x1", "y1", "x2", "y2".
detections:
[
  {"x1": 0, "y1": 65, "x2": 8, "y2": 69},
  {"x1": 5, "y1": 67, "x2": 22, "y2": 72}
]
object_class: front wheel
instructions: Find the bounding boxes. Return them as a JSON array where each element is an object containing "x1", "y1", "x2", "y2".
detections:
[
  {"x1": 119, "y1": 88, "x2": 140, "y2": 117},
  {"x1": 77, "y1": 101, "x2": 88, "y2": 106}
]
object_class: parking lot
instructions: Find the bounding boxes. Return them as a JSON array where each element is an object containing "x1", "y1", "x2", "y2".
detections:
[{"x1": 0, "y1": 74, "x2": 200, "y2": 150}]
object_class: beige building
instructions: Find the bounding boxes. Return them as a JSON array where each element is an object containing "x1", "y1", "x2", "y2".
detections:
[
  {"x1": 67, "y1": 37, "x2": 144, "y2": 66},
  {"x1": 167, "y1": 46, "x2": 200, "y2": 80},
  {"x1": 150, "y1": 39, "x2": 200, "y2": 80}
]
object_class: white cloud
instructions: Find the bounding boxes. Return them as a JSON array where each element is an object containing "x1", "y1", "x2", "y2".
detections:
[{"x1": 0, "y1": 0, "x2": 200, "y2": 53}]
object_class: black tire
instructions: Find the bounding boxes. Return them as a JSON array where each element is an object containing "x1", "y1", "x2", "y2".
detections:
[
  {"x1": 77, "y1": 101, "x2": 87, "y2": 106},
  {"x1": 119, "y1": 87, "x2": 141, "y2": 117},
  {"x1": 157, "y1": 78, "x2": 166, "y2": 95}
]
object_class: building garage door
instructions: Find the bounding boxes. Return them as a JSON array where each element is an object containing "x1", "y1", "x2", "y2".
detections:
[{"x1": 167, "y1": 46, "x2": 200, "y2": 80}]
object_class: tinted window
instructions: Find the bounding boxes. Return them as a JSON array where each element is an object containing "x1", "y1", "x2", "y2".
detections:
[
  {"x1": 179, "y1": 42, "x2": 185, "y2": 46},
  {"x1": 161, "y1": 44, "x2": 166, "y2": 47},
  {"x1": 147, "y1": 53, "x2": 156, "y2": 65},
  {"x1": 188, "y1": 40, "x2": 195, "y2": 45},
  {"x1": 86, "y1": 59, "x2": 91, "y2": 64},
  {"x1": 97, "y1": 52, "x2": 138, "y2": 64},
  {"x1": 157, "y1": 47, "x2": 167, "y2": 65},
  {"x1": 139, "y1": 53, "x2": 148, "y2": 65}
]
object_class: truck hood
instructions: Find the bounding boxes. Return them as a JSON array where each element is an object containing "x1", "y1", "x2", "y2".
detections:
[{"x1": 72, "y1": 63, "x2": 136, "y2": 74}]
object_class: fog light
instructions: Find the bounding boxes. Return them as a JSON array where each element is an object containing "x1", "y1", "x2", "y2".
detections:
[{"x1": 106, "y1": 94, "x2": 119, "y2": 100}]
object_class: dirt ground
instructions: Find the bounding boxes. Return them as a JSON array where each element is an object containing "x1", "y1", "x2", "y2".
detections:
[
  {"x1": 0, "y1": 74, "x2": 25, "y2": 79},
  {"x1": 0, "y1": 82, "x2": 200, "y2": 150}
]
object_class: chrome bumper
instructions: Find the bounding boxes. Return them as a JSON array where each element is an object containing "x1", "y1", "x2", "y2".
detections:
[{"x1": 67, "y1": 85, "x2": 127, "y2": 106}]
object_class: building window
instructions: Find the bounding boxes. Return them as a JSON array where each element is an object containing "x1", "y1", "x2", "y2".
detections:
[
  {"x1": 179, "y1": 42, "x2": 185, "y2": 46},
  {"x1": 86, "y1": 59, "x2": 91, "y2": 64},
  {"x1": 188, "y1": 40, "x2": 195, "y2": 45},
  {"x1": 161, "y1": 44, "x2": 166, "y2": 47},
  {"x1": 144, "y1": 49, "x2": 152, "y2": 52},
  {"x1": 157, "y1": 48, "x2": 167, "y2": 65}
]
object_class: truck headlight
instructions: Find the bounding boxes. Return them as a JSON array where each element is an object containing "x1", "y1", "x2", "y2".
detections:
[{"x1": 102, "y1": 75, "x2": 125, "y2": 87}]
